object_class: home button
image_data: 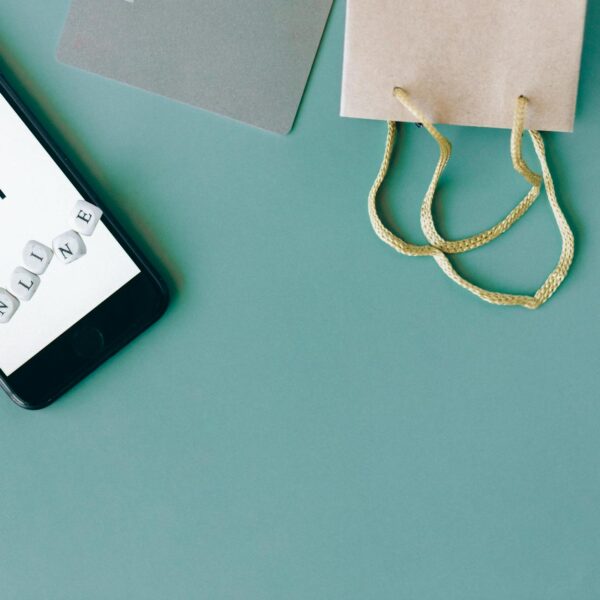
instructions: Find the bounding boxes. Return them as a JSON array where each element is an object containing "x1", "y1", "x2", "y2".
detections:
[{"x1": 71, "y1": 326, "x2": 105, "y2": 358}]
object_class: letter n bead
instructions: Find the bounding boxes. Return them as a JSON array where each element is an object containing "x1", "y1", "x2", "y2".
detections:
[
  {"x1": 0, "y1": 288, "x2": 20, "y2": 324},
  {"x1": 52, "y1": 230, "x2": 87, "y2": 265},
  {"x1": 70, "y1": 199, "x2": 103, "y2": 236}
]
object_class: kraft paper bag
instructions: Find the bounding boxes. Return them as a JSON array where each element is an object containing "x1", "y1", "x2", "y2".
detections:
[
  {"x1": 341, "y1": 0, "x2": 587, "y2": 132},
  {"x1": 340, "y1": 0, "x2": 587, "y2": 309}
]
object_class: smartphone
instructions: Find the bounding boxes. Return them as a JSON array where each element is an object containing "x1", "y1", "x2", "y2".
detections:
[{"x1": 0, "y1": 73, "x2": 169, "y2": 409}]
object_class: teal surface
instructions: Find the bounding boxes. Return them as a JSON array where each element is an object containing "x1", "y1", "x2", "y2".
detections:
[{"x1": 1, "y1": 2, "x2": 599, "y2": 598}]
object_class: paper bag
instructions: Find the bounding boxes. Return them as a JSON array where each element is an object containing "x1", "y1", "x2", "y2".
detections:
[{"x1": 341, "y1": 0, "x2": 587, "y2": 132}]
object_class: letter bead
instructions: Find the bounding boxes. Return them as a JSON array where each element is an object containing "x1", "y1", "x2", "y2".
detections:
[
  {"x1": 70, "y1": 199, "x2": 103, "y2": 236},
  {"x1": 52, "y1": 230, "x2": 87, "y2": 265},
  {"x1": 10, "y1": 267, "x2": 41, "y2": 301},
  {"x1": 0, "y1": 288, "x2": 20, "y2": 324},
  {"x1": 22, "y1": 240, "x2": 54, "y2": 275}
]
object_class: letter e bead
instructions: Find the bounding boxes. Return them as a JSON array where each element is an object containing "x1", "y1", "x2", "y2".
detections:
[
  {"x1": 71, "y1": 199, "x2": 103, "y2": 236},
  {"x1": 53, "y1": 230, "x2": 87, "y2": 265}
]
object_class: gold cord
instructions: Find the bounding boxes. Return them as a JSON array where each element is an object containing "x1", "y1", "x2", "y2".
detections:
[
  {"x1": 393, "y1": 88, "x2": 542, "y2": 253},
  {"x1": 368, "y1": 90, "x2": 575, "y2": 308}
]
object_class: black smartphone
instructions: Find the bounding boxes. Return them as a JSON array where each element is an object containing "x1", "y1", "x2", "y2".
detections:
[{"x1": 0, "y1": 73, "x2": 169, "y2": 409}]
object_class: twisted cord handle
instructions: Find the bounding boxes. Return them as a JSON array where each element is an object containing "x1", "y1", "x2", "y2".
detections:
[{"x1": 368, "y1": 91, "x2": 575, "y2": 308}]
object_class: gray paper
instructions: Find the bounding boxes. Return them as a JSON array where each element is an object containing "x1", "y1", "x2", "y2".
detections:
[{"x1": 57, "y1": 0, "x2": 333, "y2": 134}]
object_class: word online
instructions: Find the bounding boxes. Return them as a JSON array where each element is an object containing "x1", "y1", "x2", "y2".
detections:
[{"x1": 0, "y1": 199, "x2": 102, "y2": 324}]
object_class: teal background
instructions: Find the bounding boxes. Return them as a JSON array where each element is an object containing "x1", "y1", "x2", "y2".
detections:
[{"x1": 0, "y1": 1, "x2": 599, "y2": 598}]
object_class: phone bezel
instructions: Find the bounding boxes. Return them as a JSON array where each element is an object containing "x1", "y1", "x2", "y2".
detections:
[{"x1": 0, "y1": 72, "x2": 170, "y2": 409}]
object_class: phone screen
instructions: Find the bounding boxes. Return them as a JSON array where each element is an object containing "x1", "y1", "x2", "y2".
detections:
[{"x1": 0, "y1": 92, "x2": 140, "y2": 376}]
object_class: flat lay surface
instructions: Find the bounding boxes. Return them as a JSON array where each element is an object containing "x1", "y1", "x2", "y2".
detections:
[{"x1": 1, "y1": 1, "x2": 600, "y2": 598}]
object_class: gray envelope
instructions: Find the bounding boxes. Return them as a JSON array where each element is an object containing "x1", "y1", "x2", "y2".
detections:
[{"x1": 57, "y1": 0, "x2": 333, "y2": 134}]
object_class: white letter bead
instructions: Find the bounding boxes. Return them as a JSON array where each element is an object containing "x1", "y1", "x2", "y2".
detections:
[
  {"x1": 22, "y1": 240, "x2": 54, "y2": 275},
  {"x1": 0, "y1": 288, "x2": 20, "y2": 324},
  {"x1": 70, "y1": 199, "x2": 102, "y2": 236},
  {"x1": 10, "y1": 267, "x2": 41, "y2": 301},
  {"x1": 52, "y1": 230, "x2": 87, "y2": 265}
]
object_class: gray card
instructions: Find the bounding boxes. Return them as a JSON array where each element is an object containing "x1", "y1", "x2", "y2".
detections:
[{"x1": 57, "y1": 0, "x2": 333, "y2": 134}]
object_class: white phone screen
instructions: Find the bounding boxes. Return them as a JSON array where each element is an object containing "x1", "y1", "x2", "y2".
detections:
[{"x1": 0, "y1": 93, "x2": 140, "y2": 376}]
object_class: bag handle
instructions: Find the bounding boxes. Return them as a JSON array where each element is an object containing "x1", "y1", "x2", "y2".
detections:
[
  {"x1": 393, "y1": 89, "x2": 542, "y2": 253},
  {"x1": 368, "y1": 93, "x2": 575, "y2": 308}
]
